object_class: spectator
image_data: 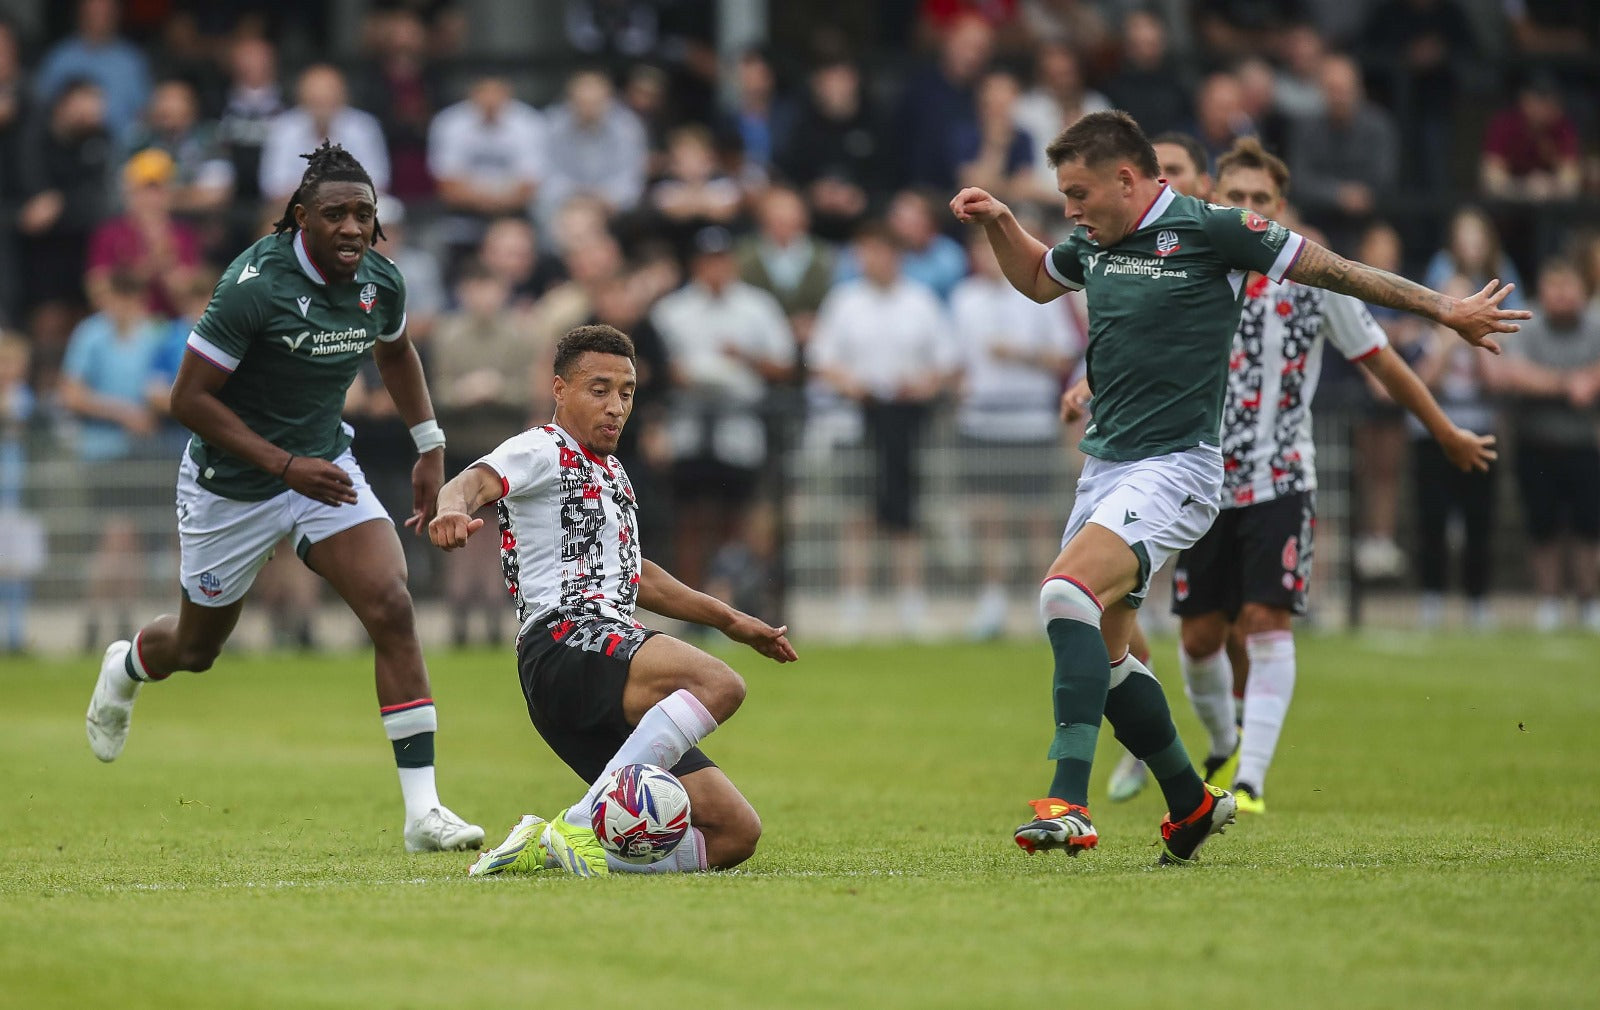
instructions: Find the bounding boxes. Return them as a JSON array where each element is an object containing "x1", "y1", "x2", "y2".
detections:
[
  {"x1": 836, "y1": 190, "x2": 968, "y2": 300},
  {"x1": 1195, "y1": 0, "x2": 1297, "y2": 60},
  {"x1": 0, "y1": 334, "x2": 41, "y2": 653},
  {"x1": 57, "y1": 271, "x2": 167, "y2": 648},
  {"x1": 538, "y1": 69, "x2": 649, "y2": 227},
  {"x1": 33, "y1": 0, "x2": 150, "y2": 144},
  {"x1": 214, "y1": 36, "x2": 285, "y2": 212},
  {"x1": 896, "y1": 13, "x2": 993, "y2": 191},
  {"x1": 427, "y1": 75, "x2": 547, "y2": 264},
  {"x1": 1101, "y1": 9, "x2": 1191, "y2": 138},
  {"x1": 1481, "y1": 73, "x2": 1581, "y2": 202},
  {"x1": 737, "y1": 185, "x2": 835, "y2": 349},
  {"x1": 1359, "y1": 0, "x2": 1477, "y2": 190},
  {"x1": 1234, "y1": 56, "x2": 1290, "y2": 159},
  {"x1": 477, "y1": 215, "x2": 566, "y2": 314},
  {"x1": 145, "y1": 270, "x2": 214, "y2": 455},
  {"x1": 620, "y1": 62, "x2": 673, "y2": 179},
  {"x1": 1192, "y1": 71, "x2": 1254, "y2": 168},
  {"x1": 950, "y1": 229, "x2": 1077, "y2": 639},
  {"x1": 1272, "y1": 21, "x2": 1327, "y2": 120},
  {"x1": 1492, "y1": 259, "x2": 1600, "y2": 631},
  {"x1": 725, "y1": 48, "x2": 794, "y2": 182},
  {"x1": 952, "y1": 68, "x2": 1037, "y2": 207},
  {"x1": 16, "y1": 79, "x2": 115, "y2": 380},
  {"x1": 1013, "y1": 41, "x2": 1110, "y2": 205},
  {"x1": 355, "y1": 9, "x2": 440, "y2": 202},
  {"x1": 372, "y1": 195, "x2": 445, "y2": 343},
  {"x1": 85, "y1": 148, "x2": 202, "y2": 317},
  {"x1": 645, "y1": 124, "x2": 743, "y2": 252},
  {"x1": 1018, "y1": 0, "x2": 1113, "y2": 62},
  {"x1": 1288, "y1": 54, "x2": 1398, "y2": 247},
  {"x1": 1409, "y1": 275, "x2": 1499, "y2": 630},
  {"x1": 124, "y1": 78, "x2": 234, "y2": 218},
  {"x1": 430, "y1": 260, "x2": 540, "y2": 645},
  {"x1": 776, "y1": 57, "x2": 892, "y2": 240},
  {"x1": 1584, "y1": 233, "x2": 1600, "y2": 316},
  {"x1": 650, "y1": 225, "x2": 796, "y2": 590},
  {"x1": 1423, "y1": 207, "x2": 1526, "y2": 311},
  {"x1": 0, "y1": 20, "x2": 29, "y2": 322},
  {"x1": 528, "y1": 229, "x2": 626, "y2": 384},
  {"x1": 809, "y1": 222, "x2": 957, "y2": 638},
  {"x1": 258, "y1": 64, "x2": 389, "y2": 202}
]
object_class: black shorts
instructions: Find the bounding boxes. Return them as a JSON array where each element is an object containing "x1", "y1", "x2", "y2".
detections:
[
  {"x1": 1171, "y1": 491, "x2": 1315, "y2": 618},
  {"x1": 516, "y1": 611, "x2": 717, "y2": 783},
  {"x1": 1514, "y1": 442, "x2": 1600, "y2": 543},
  {"x1": 865, "y1": 401, "x2": 929, "y2": 531}
]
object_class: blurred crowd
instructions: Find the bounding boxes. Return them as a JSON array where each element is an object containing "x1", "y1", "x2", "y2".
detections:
[{"x1": 3, "y1": 0, "x2": 1600, "y2": 653}]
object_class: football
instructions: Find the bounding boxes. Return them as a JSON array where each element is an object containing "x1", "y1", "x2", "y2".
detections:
[{"x1": 590, "y1": 763, "x2": 691, "y2": 864}]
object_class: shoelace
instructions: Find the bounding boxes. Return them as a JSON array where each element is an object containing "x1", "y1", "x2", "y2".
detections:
[{"x1": 1160, "y1": 792, "x2": 1216, "y2": 840}]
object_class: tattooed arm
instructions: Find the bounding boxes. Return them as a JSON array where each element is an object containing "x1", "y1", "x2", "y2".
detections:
[{"x1": 1286, "y1": 240, "x2": 1532, "y2": 354}]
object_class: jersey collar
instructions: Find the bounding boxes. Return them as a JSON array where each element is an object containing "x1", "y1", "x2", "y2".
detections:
[
  {"x1": 1134, "y1": 184, "x2": 1175, "y2": 231},
  {"x1": 294, "y1": 231, "x2": 329, "y2": 286},
  {"x1": 549, "y1": 422, "x2": 615, "y2": 475}
]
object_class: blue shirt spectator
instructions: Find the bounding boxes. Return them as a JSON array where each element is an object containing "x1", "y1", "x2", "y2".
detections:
[
  {"x1": 33, "y1": 0, "x2": 151, "y2": 144},
  {"x1": 59, "y1": 287, "x2": 166, "y2": 463},
  {"x1": 834, "y1": 191, "x2": 970, "y2": 301}
]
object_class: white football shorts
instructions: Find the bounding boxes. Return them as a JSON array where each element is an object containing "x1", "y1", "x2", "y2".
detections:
[
  {"x1": 175, "y1": 447, "x2": 392, "y2": 607},
  {"x1": 1060, "y1": 445, "x2": 1223, "y2": 608}
]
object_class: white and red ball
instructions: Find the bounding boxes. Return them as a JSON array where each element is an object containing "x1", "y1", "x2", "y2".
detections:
[{"x1": 590, "y1": 763, "x2": 691, "y2": 864}]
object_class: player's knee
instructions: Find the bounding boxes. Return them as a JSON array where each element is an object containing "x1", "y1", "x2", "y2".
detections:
[
  {"x1": 360, "y1": 578, "x2": 417, "y2": 641},
  {"x1": 697, "y1": 661, "x2": 745, "y2": 723},
  {"x1": 1180, "y1": 617, "x2": 1226, "y2": 658},
  {"x1": 710, "y1": 806, "x2": 762, "y2": 869},
  {"x1": 1236, "y1": 604, "x2": 1291, "y2": 638}
]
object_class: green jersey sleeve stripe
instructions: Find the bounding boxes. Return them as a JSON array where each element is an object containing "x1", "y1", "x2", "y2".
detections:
[
  {"x1": 1042, "y1": 249, "x2": 1083, "y2": 291},
  {"x1": 378, "y1": 311, "x2": 408, "y2": 342},
  {"x1": 187, "y1": 331, "x2": 240, "y2": 372},
  {"x1": 1265, "y1": 231, "x2": 1306, "y2": 283}
]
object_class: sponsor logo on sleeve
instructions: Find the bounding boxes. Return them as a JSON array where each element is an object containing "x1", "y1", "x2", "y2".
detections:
[{"x1": 1240, "y1": 210, "x2": 1270, "y2": 232}]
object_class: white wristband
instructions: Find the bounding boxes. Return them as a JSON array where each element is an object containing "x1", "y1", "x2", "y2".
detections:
[{"x1": 409, "y1": 419, "x2": 446, "y2": 454}]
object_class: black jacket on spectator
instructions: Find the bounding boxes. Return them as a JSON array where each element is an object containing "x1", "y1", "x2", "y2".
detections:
[
  {"x1": 16, "y1": 114, "x2": 113, "y2": 308},
  {"x1": 1102, "y1": 63, "x2": 1191, "y2": 139}
]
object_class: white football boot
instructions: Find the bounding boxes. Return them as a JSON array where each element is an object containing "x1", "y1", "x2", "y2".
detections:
[
  {"x1": 404, "y1": 806, "x2": 486, "y2": 853},
  {"x1": 85, "y1": 640, "x2": 138, "y2": 762}
]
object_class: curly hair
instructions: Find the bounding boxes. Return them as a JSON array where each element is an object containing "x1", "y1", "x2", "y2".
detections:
[
  {"x1": 554, "y1": 324, "x2": 636, "y2": 378},
  {"x1": 271, "y1": 140, "x2": 386, "y2": 241}
]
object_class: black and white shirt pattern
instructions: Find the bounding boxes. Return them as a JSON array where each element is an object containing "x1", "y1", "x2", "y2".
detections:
[
  {"x1": 1221, "y1": 276, "x2": 1386, "y2": 508},
  {"x1": 476, "y1": 423, "x2": 642, "y2": 632}
]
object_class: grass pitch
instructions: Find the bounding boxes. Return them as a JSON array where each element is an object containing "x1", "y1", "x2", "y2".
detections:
[{"x1": 3, "y1": 631, "x2": 1597, "y2": 1009}]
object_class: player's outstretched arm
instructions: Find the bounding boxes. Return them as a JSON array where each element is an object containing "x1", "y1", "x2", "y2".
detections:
[
  {"x1": 428, "y1": 463, "x2": 502, "y2": 550},
  {"x1": 373, "y1": 334, "x2": 446, "y2": 535},
  {"x1": 949, "y1": 187, "x2": 1064, "y2": 303},
  {"x1": 1360, "y1": 345, "x2": 1497, "y2": 472},
  {"x1": 1286, "y1": 241, "x2": 1532, "y2": 354},
  {"x1": 638, "y1": 559, "x2": 797, "y2": 663}
]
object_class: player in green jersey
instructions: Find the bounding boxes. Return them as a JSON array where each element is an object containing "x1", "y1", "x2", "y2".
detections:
[
  {"x1": 84, "y1": 142, "x2": 484, "y2": 853},
  {"x1": 952, "y1": 110, "x2": 1527, "y2": 864}
]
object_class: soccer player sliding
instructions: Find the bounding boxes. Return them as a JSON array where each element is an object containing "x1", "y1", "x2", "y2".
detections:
[
  {"x1": 951, "y1": 110, "x2": 1527, "y2": 864},
  {"x1": 428, "y1": 325, "x2": 797, "y2": 878}
]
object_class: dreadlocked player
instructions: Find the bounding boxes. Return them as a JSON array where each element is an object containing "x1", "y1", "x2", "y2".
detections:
[{"x1": 84, "y1": 142, "x2": 485, "y2": 853}]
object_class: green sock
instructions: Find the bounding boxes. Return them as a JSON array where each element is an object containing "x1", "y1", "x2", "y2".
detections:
[
  {"x1": 1044, "y1": 618, "x2": 1111, "y2": 806},
  {"x1": 1103, "y1": 658, "x2": 1205, "y2": 818}
]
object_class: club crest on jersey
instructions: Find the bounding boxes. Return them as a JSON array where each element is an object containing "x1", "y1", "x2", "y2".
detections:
[
  {"x1": 1154, "y1": 230, "x2": 1181, "y2": 256},
  {"x1": 358, "y1": 283, "x2": 377, "y2": 313}
]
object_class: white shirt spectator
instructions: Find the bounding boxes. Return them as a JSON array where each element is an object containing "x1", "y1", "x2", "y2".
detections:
[
  {"x1": 427, "y1": 97, "x2": 547, "y2": 201},
  {"x1": 951, "y1": 274, "x2": 1078, "y2": 442},
  {"x1": 259, "y1": 106, "x2": 391, "y2": 200},
  {"x1": 538, "y1": 100, "x2": 647, "y2": 223},
  {"x1": 651, "y1": 280, "x2": 795, "y2": 405},
  {"x1": 810, "y1": 278, "x2": 957, "y2": 401}
]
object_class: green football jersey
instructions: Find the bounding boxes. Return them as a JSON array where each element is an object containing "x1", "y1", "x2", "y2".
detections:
[
  {"x1": 1045, "y1": 189, "x2": 1305, "y2": 461},
  {"x1": 185, "y1": 230, "x2": 408, "y2": 500}
]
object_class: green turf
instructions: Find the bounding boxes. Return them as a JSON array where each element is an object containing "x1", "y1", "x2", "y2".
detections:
[{"x1": 4, "y1": 632, "x2": 1597, "y2": 1009}]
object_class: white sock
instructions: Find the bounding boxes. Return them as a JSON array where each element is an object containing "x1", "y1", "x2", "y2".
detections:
[
  {"x1": 397, "y1": 765, "x2": 441, "y2": 822},
  {"x1": 382, "y1": 701, "x2": 441, "y2": 822},
  {"x1": 1237, "y1": 631, "x2": 1296, "y2": 792},
  {"x1": 564, "y1": 689, "x2": 719, "y2": 828},
  {"x1": 603, "y1": 827, "x2": 708, "y2": 874},
  {"x1": 1181, "y1": 646, "x2": 1237, "y2": 759}
]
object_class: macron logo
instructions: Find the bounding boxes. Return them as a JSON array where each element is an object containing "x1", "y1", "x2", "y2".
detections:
[
  {"x1": 282, "y1": 331, "x2": 310, "y2": 351},
  {"x1": 236, "y1": 263, "x2": 260, "y2": 284},
  {"x1": 296, "y1": 295, "x2": 311, "y2": 317}
]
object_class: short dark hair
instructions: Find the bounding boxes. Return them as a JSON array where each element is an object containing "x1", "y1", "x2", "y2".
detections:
[
  {"x1": 1045, "y1": 110, "x2": 1160, "y2": 178},
  {"x1": 554, "y1": 324, "x2": 636, "y2": 378},
  {"x1": 1215, "y1": 136, "x2": 1290, "y2": 196},
  {"x1": 272, "y1": 140, "x2": 385, "y2": 242},
  {"x1": 1151, "y1": 132, "x2": 1210, "y2": 179},
  {"x1": 852, "y1": 218, "x2": 899, "y2": 249}
]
